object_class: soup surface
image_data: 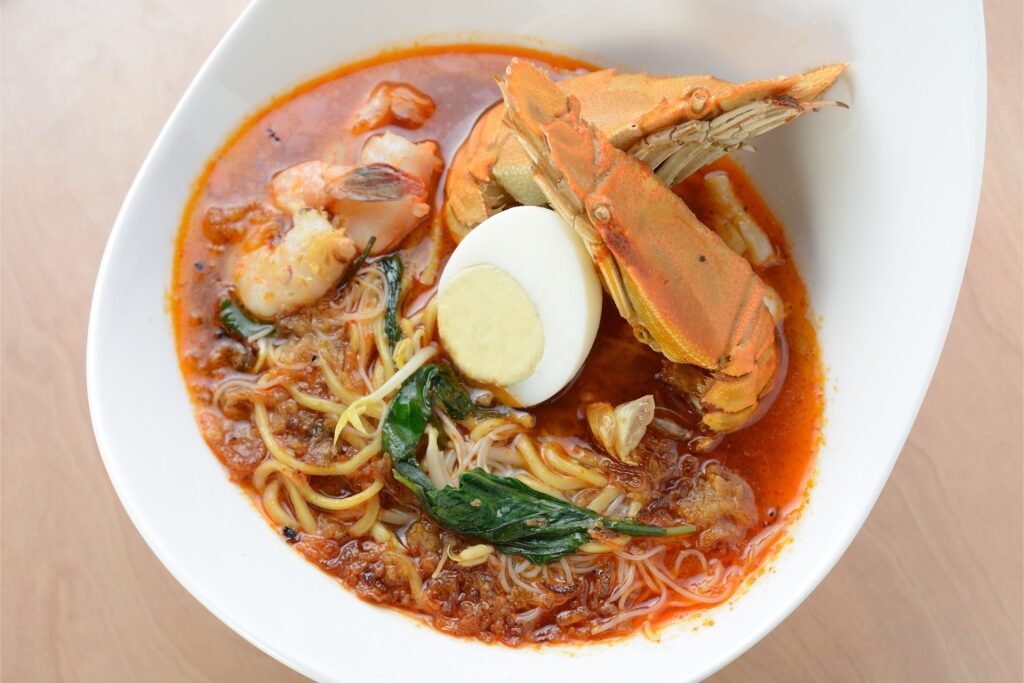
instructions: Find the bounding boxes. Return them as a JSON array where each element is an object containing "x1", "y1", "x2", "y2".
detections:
[{"x1": 173, "y1": 45, "x2": 823, "y2": 645}]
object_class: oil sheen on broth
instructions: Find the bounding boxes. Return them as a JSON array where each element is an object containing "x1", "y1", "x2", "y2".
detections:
[{"x1": 173, "y1": 46, "x2": 824, "y2": 645}]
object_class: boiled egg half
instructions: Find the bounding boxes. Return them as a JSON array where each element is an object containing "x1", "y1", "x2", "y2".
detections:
[{"x1": 437, "y1": 206, "x2": 602, "y2": 406}]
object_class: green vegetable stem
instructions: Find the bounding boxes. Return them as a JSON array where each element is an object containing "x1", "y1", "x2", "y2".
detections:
[
  {"x1": 337, "y1": 235, "x2": 376, "y2": 291},
  {"x1": 379, "y1": 254, "x2": 403, "y2": 349}
]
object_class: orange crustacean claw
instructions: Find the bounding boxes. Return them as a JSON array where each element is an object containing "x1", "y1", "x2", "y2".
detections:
[
  {"x1": 498, "y1": 59, "x2": 795, "y2": 433},
  {"x1": 444, "y1": 62, "x2": 846, "y2": 242}
]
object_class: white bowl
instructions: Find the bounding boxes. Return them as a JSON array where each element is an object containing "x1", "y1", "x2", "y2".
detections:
[{"x1": 87, "y1": 1, "x2": 986, "y2": 681}]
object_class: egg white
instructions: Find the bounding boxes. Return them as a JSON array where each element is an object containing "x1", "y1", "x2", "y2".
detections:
[{"x1": 438, "y1": 206, "x2": 603, "y2": 406}]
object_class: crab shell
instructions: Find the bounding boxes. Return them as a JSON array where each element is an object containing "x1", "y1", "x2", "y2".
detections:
[
  {"x1": 444, "y1": 62, "x2": 846, "y2": 242},
  {"x1": 498, "y1": 59, "x2": 782, "y2": 432}
]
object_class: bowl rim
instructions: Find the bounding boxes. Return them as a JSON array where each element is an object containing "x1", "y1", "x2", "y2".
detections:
[{"x1": 86, "y1": 1, "x2": 989, "y2": 680}]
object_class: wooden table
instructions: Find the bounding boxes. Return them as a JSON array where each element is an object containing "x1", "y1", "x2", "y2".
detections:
[{"x1": 2, "y1": 1, "x2": 1020, "y2": 680}]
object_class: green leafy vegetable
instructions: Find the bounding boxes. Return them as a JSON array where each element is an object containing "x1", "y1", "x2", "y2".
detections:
[
  {"x1": 337, "y1": 235, "x2": 376, "y2": 291},
  {"x1": 219, "y1": 298, "x2": 274, "y2": 341},
  {"x1": 383, "y1": 365, "x2": 696, "y2": 564},
  {"x1": 384, "y1": 364, "x2": 479, "y2": 489},
  {"x1": 379, "y1": 254, "x2": 403, "y2": 348}
]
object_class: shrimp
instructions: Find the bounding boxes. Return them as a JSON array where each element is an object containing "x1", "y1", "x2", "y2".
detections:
[
  {"x1": 237, "y1": 131, "x2": 441, "y2": 319},
  {"x1": 329, "y1": 132, "x2": 442, "y2": 255},
  {"x1": 270, "y1": 161, "x2": 348, "y2": 214},
  {"x1": 268, "y1": 132, "x2": 442, "y2": 255},
  {"x1": 233, "y1": 208, "x2": 357, "y2": 319},
  {"x1": 350, "y1": 81, "x2": 436, "y2": 133}
]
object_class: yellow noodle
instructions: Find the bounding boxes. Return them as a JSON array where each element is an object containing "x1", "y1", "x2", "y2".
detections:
[
  {"x1": 287, "y1": 476, "x2": 383, "y2": 512},
  {"x1": 487, "y1": 445, "x2": 522, "y2": 466},
  {"x1": 603, "y1": 493, "x2": 631, "y2": 518},
  {"x1": 283, "y1": 478, "x2": 318, "y2": 533},
  {"x1": 258, "y1": 455, "x2": 384, "y2": 515},
  {"x1": 518, "y1": 415, "x2": 537, "y2": 429},
  {"x1": 581, "y1": 540, "x2": 628, "y2": 555},
  {"x1": 255, "y1": 402, "x2": 382, "y2": 476},
  {"x1": 371, "y1": 522, "x2": 396, "y2": 545},
  {"x1": 262, "y1": 479, "x2": 298, "y2": 528},
  {"x1": 517, "y1": 437, "x2": 587, "y2": 490},
  {"x1": 285, "y1": 385, "x2": 345, "y2": 415},
  {"x1": 252, "y1": 459, "x2": 280, "y2": 490},
  {"x1": 586, "y1": 486, "x2": 623, "y2": 513},
  {"x1": 420, "y1": 297, "x2": 438, "y2": 344},
  {"x1": 252, "y1": 337, "x2": 270, "y2": 373},
  {"x1": 316, "y1": 356, "x2": 362, "y2": 405},
  {"x1": 314, "y1": 367, "x2": 383, "y2": 420},
  {"x1": 348, "y1": 495, "x2": 380, "y2": 536},
  {"x1": 372, "y1": 316, "x2": 396, "y2": 379},
  {"x1": 379, "y1": 508, "x2": 417, "y2": 526},
  {"x1": 281, "y1": 382, "x2": 370, "y2": 449},
  {"x1": 504, "y1": 411, "x2": 536, "y2": 429},
  {"x1": 542, "y1": 442, "x2": 608, "y2": 487},
  {"x1": 516, "y1": 474, "x2": 564, "y2": 499},
  {"x1": 284, "y1": 437, "x2": 379, "y2": 481},
  {"x1": 469, "y1": 417, "x2": 512, "y2": 441},
  {"x1": 335, "y1": 426, "x2": 369, "y2": 451}
]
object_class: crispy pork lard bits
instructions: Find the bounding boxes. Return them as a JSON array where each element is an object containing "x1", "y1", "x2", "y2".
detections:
[{"x1": 670, "y1": 463, "x2": 758, "y2": 553}]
